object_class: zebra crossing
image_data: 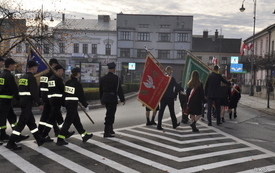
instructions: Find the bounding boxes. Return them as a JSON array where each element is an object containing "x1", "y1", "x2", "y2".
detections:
[{"x1": 1, "y1": 119, "x2": 275, "y2": 173}]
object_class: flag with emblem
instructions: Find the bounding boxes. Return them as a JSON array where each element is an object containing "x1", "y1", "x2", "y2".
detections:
[
  {"x1": 138, "y1": 56, "x2": 171, "y2": 110},
  {"x1": 28, "y1": 49, "x2": 48, "y2": 73}
]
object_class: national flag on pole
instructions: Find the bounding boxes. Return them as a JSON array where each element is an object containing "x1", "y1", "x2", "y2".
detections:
[
  {"x1": 181, "y1": 55, "x2": 211, "y2": 89},
  {"x1": 138, "y1": 56, "x2": 171, "y2": 110},
  {"x1": 28, "y1": 49, "x2": 48, "y2": 73}
]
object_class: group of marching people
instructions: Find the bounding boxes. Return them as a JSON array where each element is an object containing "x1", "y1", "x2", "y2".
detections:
[
  {"x1": 0, "y1": 57, "x2": 92, "y2": 150},
  {"x1": 145, "y1": 65, "x2": 241, "y2": 132}
]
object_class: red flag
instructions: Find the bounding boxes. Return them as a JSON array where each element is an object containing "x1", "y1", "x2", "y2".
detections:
[{"x1": 138, "y1": 56, "x2": 171, "y2": 110}]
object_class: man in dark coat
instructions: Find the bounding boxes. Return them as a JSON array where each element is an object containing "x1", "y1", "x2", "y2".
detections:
[
  {"x1": 99, "y1": 62, "x2": 125, "y2": 138},
  {"x1": 204, "y1": 66, "x2": 231, "y2": 126}
]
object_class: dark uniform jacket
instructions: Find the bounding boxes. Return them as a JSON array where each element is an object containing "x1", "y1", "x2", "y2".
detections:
[
  {"x1": 162, "y1": 77, "x2": 183, "y2": 99},
  {"x1": 186, "y1": 83, "x2": 204, "y2": 115},
  {"x1": 0, "y1": 69, "x2": 19, "y2": 100},
  {"x1": 205, "y1": 72, "x2": 231, "y2": 99},
  {"x1": 64, "y1": 77, "x2": 88, "y2": 108},
  {"x1": 18, "y1": 72, "x2": 41, "y2": 106},
  {"x1": 48, "y1": 74, "x2": 64, "y2": 99},
  {"x1": 99, "y1": 72, "x2": 125, "y2": 103},
  {"x1": 39, "y1": 70, "x2": 52, "y2": 101}
]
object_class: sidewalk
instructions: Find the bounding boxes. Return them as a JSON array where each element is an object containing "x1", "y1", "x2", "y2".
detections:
[{"x1": 239, "y1": 94, "x2": 275, "y2": 116}]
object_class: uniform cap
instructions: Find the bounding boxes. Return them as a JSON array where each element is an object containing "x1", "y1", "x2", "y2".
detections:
[
  {"x1": 71, "y1": 67, "x2": 81, "y2": 73},
  {"x1": 54, "y1": 64, "x2": 65, "y2": 70},
  {"x1": 27, "y1": 60, "x2": 40, "y2": 68},
  {"x1": 5, "y1": 58, "x2": 17, "y2": 66},
  {"x1": 107, "y1": 62, "x2": 116, "y2": 69},
  {"x1": 49, "y1": 58, "x2": 58, "y2": 65}
]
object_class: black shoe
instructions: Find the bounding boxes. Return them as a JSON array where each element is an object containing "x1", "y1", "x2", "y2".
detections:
[
  {"x1": 151, "y1": 121, "x2": 157, "y2": 125},
  {"x1": 103, "y1": 133, "x2": 114, "y2": 138},
  {"x1": 36, "y1": 138, "x2": 45, "y2": 146},
  {"x1": 217, "y1": 122, "x2": 222, "y2": 125},
  {"x1": 229, "y1": 113, "x2": 232, "y2": 119},
  {"x1": 234, "y1": 113, "x2": 237, "y2": 118},
  {"x1": 181, "y1": 119, "x2": 188, "y2": 124},
  {"x1": 157, "y1": 126, "x2": 163, "y2": 130},
  {"x1": 82, "y1": 133, "x2": 93, "y2": 143},
  {"x1": 146, "y1": 121, "x2": 152, "y2": 126},
  {"x1": 193, "y1": 127, "x2": 200, "y2": 132},
  {"x1": 208, "y1": 123, "x2": 212, "y2": 126},
  {"x1": 56, "y1": 139, "x2": 68, "y2": 146},
  {"x1": 44, "y1": 136, "x2": 54, "y2": 142},
  {"x1": 65, "y1": 131, "x2": 75, "y2": 139},
  {"x1": 222, "y1": 117, "x2": 225, "y2": 122},
  {"x1": 6, "y1": 143, "x2": 22, "y2": 150},
  {"x1": 173, "y1": 122, "x2": 180, "y2": 129},
  {"x1": 0, "y1": 134, "x2": 10, "y2": 140},
  {"x1": 15, "y1": 135, "x2": 29, "y2": 143}
]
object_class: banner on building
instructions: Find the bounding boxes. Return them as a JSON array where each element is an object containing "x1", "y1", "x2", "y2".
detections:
[
  {"x1": 181, "y1": 55, "x2": 211, "y2": 89},
  {"x1": 138, "y1": 56, "x2": 171, "y2": 110}
]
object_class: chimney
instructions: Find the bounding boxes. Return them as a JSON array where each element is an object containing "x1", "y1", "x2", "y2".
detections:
[
  {"x1": 215, "y1": 29, "x2": 219, "y2": 40},
  {"x1": 203, "y1": 30, "x2": 208, "y2": 39},
  {"x1": 62, "y1": 13, "x2": 65, "y2": 22}
]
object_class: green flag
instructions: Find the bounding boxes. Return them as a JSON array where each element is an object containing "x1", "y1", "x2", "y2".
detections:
[{"x1": 182, "y1": 55, "x2": 212, "y2": 89}]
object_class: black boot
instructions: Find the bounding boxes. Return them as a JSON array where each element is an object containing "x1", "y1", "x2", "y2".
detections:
[
  {"x1": 6, "y1": 134, "x2": 22, "y2": 150},
  {"x1": 0, "y1": 129, "x2": 10, "y2": 140},
  {"x1": 222, "y1": 117, "x2": 225, "y2": 122},
  {"x1": 146, "y1": 118, "x2": 152, "y2": 126},
  {"x1": 15, "y1": 134, "x2": 30, "y2": 143},
  {"x1": 33, "y1": 132, "x2": 45, "y2": 146},
  {"x1": 56, "y1": 138, "x2": 68, "y2": 146},
  {"x1": 190, "y1": 121, "x2": 199, "y2": 132},
  {"x1": 181, "y1": 115, "x2": 188, "y2": 124},
  {"x1": 229, "y1": 112, "x2": 232, "y2": 119},
  {"x1": 110, "y1": 125, "x2": 115, "y2": 135},
  {"x1": 234, "y1": 112, "x2": 237, "y2": 118},
  {"x1": 151, "y1": 116, "x2": 157, "y2": 125},
  {"x1": 103, "y1": 125, "x2": 114, "y2": 138},
  {"x1": 82, "y1": 133, "x2": 93, "y2": 143}
]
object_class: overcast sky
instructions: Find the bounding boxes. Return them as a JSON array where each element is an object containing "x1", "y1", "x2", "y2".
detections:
[{"x1": 19, "y1": 0, "x2": 275, "y2": 41}]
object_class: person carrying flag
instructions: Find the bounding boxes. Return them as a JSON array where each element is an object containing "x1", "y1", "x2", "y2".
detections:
[
  {"x1": 6, "y1": 60, "x2": 44, "y2": 150},
  {"x1": 56, "y1": 67, "x2": 93, "y2": 145}
]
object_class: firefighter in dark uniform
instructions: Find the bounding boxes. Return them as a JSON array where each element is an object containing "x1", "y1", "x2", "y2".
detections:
[
  {"x1": 0, "y1": 58, "x2": 29, "y2": 142},
  {"x1": 6, "y1": 60, "x2": 44, "y2": 150},
  {"x1": 41, "y1": 64, "x2": 73, "y2": 139},
  {"x1": 38, "y1": 58, "x2": 60, "y2": 138},
  {"x1": 56, "y1": 67, "x2": 93, "y2": 145},
  {"x1": 99, "y1": 62, "x2": 125, "y2": 138}
]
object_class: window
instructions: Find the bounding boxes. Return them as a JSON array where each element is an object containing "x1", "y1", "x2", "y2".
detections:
[
  {"x1": 137, "y1": 32, "x2": 150, "y2": 41},
  {"x1": 158, "y1": 50, "x2": 170, "y2": 59},
  {"x1": 105, "y1": 44, "x2": 111, "y2": 55},
  {"x1": 92, "y1": 44, "x2": 97, "y2": 54},
  {"x1": 83, "y1": 44, "x2": 88, "y2": 54},
  {"x1": 59, "y1": 43, "x2": 65, "y2": 53},
  {"x1": 221, "y1": 57, "x2": 227, "y2": 65},
  {"x1": 139, "y1": 24, "x2": 149, "y2": 28},
  {"x1": 137, "y1": 49, "x2": 147, "y2": 58},
  {"x1": 120, "y1": 48, "x2": 130, "y2": 57},
  {"x1": 209, "y1": 56, "x2": 214, "y2": 64},
  {"x1": 121, "y1": 31, "x2": 131, "y2": 40},
  {"x1": 44, "y1": 44, "x2": 49, "y2": 54},
  {"x1": 177, "y1": 50, "x2": 186, "y2": 59},
  {"x1": 25, "y1": 43, "x2": 29, "y2": 53},
  {"x1": 74, "y1": 43, "x2": 79, "y2": 53},
  {"x1": 160, "y1": 25, "x2": 170, "y2": 28},
  {"x1": 177, "y1": 33, "x2": 188, "y2": 42},
  {"x1": 158, "y1": 33, "x2": 170, "y2": 42},
  {"x1": 16, "y1": 44, "x2": 22, "y2": 53}
]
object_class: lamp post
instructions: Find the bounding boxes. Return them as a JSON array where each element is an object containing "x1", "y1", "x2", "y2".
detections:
[{"x1": 240, "y1": 0, "x2": 256, "y2": 96}]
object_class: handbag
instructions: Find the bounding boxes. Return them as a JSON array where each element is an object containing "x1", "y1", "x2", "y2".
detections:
[{"x1": 184, "y1": 88, "x2": 196, "y2": 115}]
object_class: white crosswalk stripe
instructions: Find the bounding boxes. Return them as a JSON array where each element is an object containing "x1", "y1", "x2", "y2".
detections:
[{"x1": 1, "y1": 119, "x2": 275, "y2": 172}]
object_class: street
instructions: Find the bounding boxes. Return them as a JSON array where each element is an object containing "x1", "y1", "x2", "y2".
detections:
[{"x1": 1, "y1": 97, "x2": 275, "y2": 172}]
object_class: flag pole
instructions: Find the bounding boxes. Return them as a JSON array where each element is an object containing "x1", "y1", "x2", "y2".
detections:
[
  {"x1": 144, "y1": 45, "x2": 167, "y2": 73},
  {"x1": 25, "y1": 37, "x2": 95, "y2": 124}
]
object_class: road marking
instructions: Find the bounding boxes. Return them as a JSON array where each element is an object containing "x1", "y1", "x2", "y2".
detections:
[
  {"x1": 0, "y1": 146, "x2": 45, "y2": 173},
  {"x1": 236, "y1": 164, "x2": 275, "y2": 173},
  {"x1": 64, "y1": 141, "x2": 140, "y2": 173},
  {"x1": 73, "y1": 136, "x2": 178, "y2": 173},
  {"x1": 21, "y1": 141, "x2": 94, "y2": 173},
  {"x1": 106, "y1": 135, "x2": 254, "y2": 162}
]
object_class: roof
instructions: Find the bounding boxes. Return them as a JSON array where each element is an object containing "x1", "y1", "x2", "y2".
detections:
[
  {"x1": 192, "y1": 37, "x2": 242, "y2": 53},
  {"x1": 55, "y1": 19, "x2": 116, "y2": 31}
]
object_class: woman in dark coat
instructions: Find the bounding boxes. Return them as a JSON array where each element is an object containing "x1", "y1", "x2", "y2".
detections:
[
  {"x1": 220, "y1": 75, "x2": 231, "y2": 123},
  {"x1": 186, "y1": 70, "x2": 204, "y2": 132},
  {"x1": 228, "y1": 78, "x2": 241, "y2": 119}
]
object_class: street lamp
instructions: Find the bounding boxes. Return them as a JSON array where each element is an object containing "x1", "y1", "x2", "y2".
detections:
[{"x1": 240, "y1": 0, "x2": 256, "y2": 96}]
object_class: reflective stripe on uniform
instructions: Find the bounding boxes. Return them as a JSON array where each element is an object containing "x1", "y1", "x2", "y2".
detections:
[
  {"x1": 30, "y1": 128, "x2": 38, "y2": 134},
  {"x1": 65, "y1": 97, "x2": 79, "y2": 101},
  {"x1": 12, "y1": 130, "x2": 21, "y2": 136},
  {"x1": 58, "y1": 123, "x2": 63, "y2": 128},
  {"x1": 81, "y1": 131, "x2": 87, "y2": 137},
  {"x1": 45, "y1": 123, "x2": 53, "y2": 128},
  {"x1": 57, "y1": 135, "x2": 65, "y2": 139},
  {"x1": 19, "y1": 92, "x2": 31, "y2": 96},
  {"x1": 0, "y1": 95, "x2": 13, "y2": 99},
  {"x1": 39, "y1": 122, "x2": 47, "y2": 125},
  {"x1": 0, "y1": 125, "x2": 7, "y2": 129},
  {"x1": 40, "y1": 88, "x2": 49, "y2": 91},
  {"x1": 48, "y1": 94, "x2": 62, "y2": 98},
  {"x1": 11, "y1": 122, "x2": 17, "y2": 127}
]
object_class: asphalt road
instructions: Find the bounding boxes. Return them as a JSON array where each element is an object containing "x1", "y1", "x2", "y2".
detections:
[{"x1": 1, "y1": 97, "x2": 275, "y2": 172}]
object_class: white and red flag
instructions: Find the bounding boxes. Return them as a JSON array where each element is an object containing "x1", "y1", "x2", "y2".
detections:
[{"x1": 138, "y1": 56, "x2": 171, "y2": 110}]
